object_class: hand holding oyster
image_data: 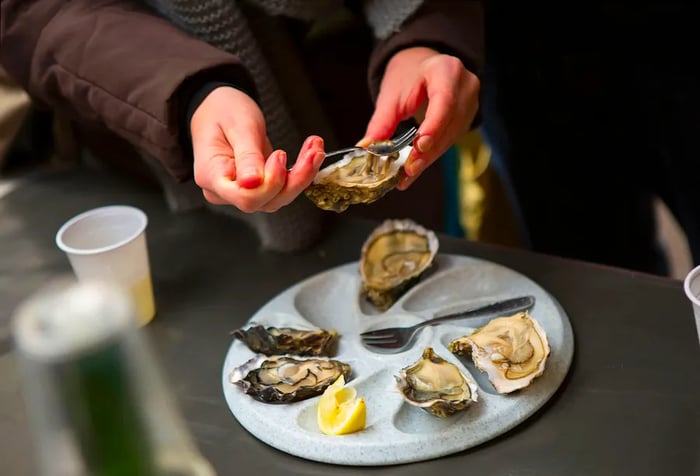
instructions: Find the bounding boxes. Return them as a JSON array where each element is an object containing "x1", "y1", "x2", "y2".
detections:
[{"x1": 304, "y1": 144, "x2": 410, "y2": 212}]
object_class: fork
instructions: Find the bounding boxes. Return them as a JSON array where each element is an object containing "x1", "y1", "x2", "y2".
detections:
[
  {"x1": 322, "y1": 126, "x2": 419, "y2": 165},
  {"x1": 359, "y1": 295, "x2": 536, "y2": 353}
]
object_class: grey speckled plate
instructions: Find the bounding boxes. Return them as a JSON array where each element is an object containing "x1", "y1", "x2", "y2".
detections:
[{"x1": 222, "y1": 254, "x2": 574, "y2": 466}]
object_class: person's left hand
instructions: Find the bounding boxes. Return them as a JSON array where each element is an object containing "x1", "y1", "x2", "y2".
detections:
[{"x1": 361, "y1": 46, "x2": 480, "y2": 190}]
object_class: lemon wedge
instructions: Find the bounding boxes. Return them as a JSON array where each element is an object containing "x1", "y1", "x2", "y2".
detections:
[{"x1": 317, "y1": 375, "x2": 366, "y2": 435}]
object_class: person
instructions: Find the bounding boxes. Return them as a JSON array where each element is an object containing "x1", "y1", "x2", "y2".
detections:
[
  {"x1": 480, "y1": 4, "x2": 700, "y2": 275},
  {"x1": 0, "y1": 0, "x2": 483, "y2": 250}
]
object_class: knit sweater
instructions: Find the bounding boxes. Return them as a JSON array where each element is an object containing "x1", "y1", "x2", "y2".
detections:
[{"x1": 142, "y1": 0, "x2": 423, "y2": 252}]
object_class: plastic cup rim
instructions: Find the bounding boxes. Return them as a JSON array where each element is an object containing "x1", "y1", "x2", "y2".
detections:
[
  {"x1": 683, "y1": 264, "x2": 700, "y2": 307},
  {"x1": 55, "y1": 205, "x2": 148, "y2": 256}
]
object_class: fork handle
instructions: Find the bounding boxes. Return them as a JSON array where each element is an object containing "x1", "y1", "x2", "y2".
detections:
[
  {"x1": 323, "y1": 147, "x2": 365, "y2": 161},
  {"x1": 419, "y1": 295, "x2": 536, "y2": 329}
]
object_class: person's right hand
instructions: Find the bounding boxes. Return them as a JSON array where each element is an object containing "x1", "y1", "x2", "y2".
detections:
[{"x1": 190, "y1": 86, "x2": 326, "y2": 213}]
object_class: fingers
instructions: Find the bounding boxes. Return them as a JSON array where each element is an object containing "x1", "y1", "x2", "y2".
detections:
[
  {"x1": 202, "y1": 189, "x2": 227, "y2": 205},
  {"x1": 363, "y1": 87, "x2": 403, "y2": 142},
  {"x1": 399, "y1": 59, "x2": 480, "y2": 190},
  {"x1": 193, "y1": 150, "x2": 237, "y2": 196},
  {"x1": 223, "y1": 122, "x2": 267, "y2": 189},
  {"x1": 284, "y1": 136, "x2": 325, "y2": 191},
  {"x1": 400, "y1": 109, "x2": 463, "y2": 191},
  {"x1": 409, "y1": 58, "x2": 462, "y2": 161},
  {"x1": 215, "y1": 150, "x2": 288, "y2": 213},
  {"x1": 191, "y1": 86, "x2": 299, "y2": 212},
  {"x1": 200, "y1": 136, "x2": 325, "y2": 213},
  {"x1": 364, "y1": 76, "x2": 428, "y2": 141},
  {"x1": 260, "y1": 136, "x2": 325, "y2": 212},
  {"x1": 196, "y1": 149, "x2": 287, "y2": 213}
]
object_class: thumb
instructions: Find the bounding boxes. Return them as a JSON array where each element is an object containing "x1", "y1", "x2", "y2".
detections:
[{"x1": 223, "y1": 122, "x2": 267, "y2": 189}]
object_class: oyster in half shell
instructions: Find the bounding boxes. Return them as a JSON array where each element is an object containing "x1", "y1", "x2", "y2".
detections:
[
  {"x1": 231, "y1": 325, "x2": 338, "y2": 357},
  {"x1": 395, "y1": 347, "x2": 478, "y2": 418},
  {"x1": 304, "y1": 145, "x2": 409, "y2": 212},
  {"x1": 360, "y1": 219, "x2": 439, "y2": 311},
  {"x1": 448, "y1": 312, "x2": 550, "y2": 394},
  {"x1": 230, "y1": 355, "x2": 351, "y2": 404}
]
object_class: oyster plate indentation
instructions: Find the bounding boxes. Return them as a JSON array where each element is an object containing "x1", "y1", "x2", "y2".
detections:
[{"x1": 222, "y1": 254, "x2": 574, "y2": 466}]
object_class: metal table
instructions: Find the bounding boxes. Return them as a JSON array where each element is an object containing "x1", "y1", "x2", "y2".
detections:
[{"x1": 1, "y1": 168, "x2": 698, "y2": 475}]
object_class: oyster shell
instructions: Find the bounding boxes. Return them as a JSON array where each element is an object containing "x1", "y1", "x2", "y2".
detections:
[
  {"x1": 230, "y1": 355, "x2": 351, "y2": 404},
  {"x1": 231, "y1": 325, "x2": 338, "y2": 357},
  {"x1": 360, "y1": 219, "x2": 439, "y2": 311},
  {"x1": 304, "y1": 145, "x2": 409, "y2": 212},
  {"x1": 448, "y1": 312, "x2": 550, "y2": 394},
  {"x1": 395, "y1": 347, "x2": 478, "y2": 418}
]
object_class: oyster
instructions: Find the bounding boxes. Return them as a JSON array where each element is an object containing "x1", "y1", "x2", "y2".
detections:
[
  {"x1": 231, "y1": 325, "x2": 338, "y2": 357},
  {"x1": 360, "y1": 219, "x2": 438, "y2": 311},
  {"x1": 395, "y1": 347, "x2": 478, "y2": 418},
  {"x1": 304, "y1": 145, "x2": 408, "y2": 212},
  {"x1": 448, "y1": 312, "x2": 550, "y2": 394},
  {"x1": 230, "y1": 354, "x2": 351, "y2": 404}
]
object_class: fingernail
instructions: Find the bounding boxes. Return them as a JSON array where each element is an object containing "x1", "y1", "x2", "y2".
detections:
[
  {"x1": 314, "y1": 137, "x2": 325, "y2": 149},
  {"x1": 407, "y1": 159, "x2": 424, "y2": 177},
  {"x1": 278, "y1": 151, "x2": 288, "y2": 168},
  {"x1": 416, "y1": 135, "x2": 433, "y2": 153},
  {"x1": 238, "y1": 167, "x2": 263, "y2": 189},
  {"x1": 355, "y1": 137, "x2": 371, "y2": 147}
]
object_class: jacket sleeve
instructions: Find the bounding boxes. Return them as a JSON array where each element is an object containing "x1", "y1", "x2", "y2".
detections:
[
  {"x1": 367, "y1": 0, "x2": 484, "y2": 100},
  {"x1": 0, "y1": 0, "x2": 256, "y2": 180}
]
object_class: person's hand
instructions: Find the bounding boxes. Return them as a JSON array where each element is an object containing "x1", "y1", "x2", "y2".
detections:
[
  {"x1": 362, "y1": 47, "x2": 480, "y2": 190},
  {"x1": 190, "y1": 86, "x2": 326, "y2": 212}
]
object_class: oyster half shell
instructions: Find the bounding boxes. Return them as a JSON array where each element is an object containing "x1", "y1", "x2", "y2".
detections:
[
  {"x1": 360, "y1": 219, "x2": 439, "y2": 311},
  {"x1": 395, "y1": 347, "x2": 478, "y2": 418},
  {"x1": 304, "y1": 145, "x2": 409, "y2": 212},
  {"x1": 448, "y1": 312, "x2": 550, "y2": 394},
  {"x1": 231, "y1": 325, "x2": 338, "y2": 357},
  {"x1": 230, "y1": 355, "x2": 351, "y2": 404}
]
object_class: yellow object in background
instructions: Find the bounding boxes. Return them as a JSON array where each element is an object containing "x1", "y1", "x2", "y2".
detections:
[
  {"x1": 456, "y1": 130, "x2": 491, "y2": 241},
  {"x1": 317, "y1": 376, "x2": 366, "y2": 435}
]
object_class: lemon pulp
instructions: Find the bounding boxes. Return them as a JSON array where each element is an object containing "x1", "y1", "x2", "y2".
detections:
[{"x1": 317, "y1": 376, "x2": 366, "y2": 435}]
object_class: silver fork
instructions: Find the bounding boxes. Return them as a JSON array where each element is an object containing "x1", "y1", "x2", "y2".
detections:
[
  {"x1": 359, "y1": 295, "x2": 536, "y2": 353},
  {"x1": 322, "y1": 126, "x2": 419, "y2": 164}
]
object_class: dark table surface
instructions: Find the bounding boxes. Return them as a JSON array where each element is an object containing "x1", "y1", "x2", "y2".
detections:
[{"x1": 1, "y1": 168, "x2": 698, "y2": 476}]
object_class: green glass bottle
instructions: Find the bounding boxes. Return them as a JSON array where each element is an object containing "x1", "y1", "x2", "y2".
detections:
[{"x1": 12, "y1": 280, "x2": 215, "y2": 476}]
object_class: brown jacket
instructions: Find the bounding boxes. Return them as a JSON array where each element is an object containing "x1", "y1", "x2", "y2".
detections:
[{"x1": 0, "y1": 0, "x2": 482, "y2": 226}]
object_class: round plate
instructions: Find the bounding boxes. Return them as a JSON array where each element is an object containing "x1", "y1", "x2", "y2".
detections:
[{"x1": 222, "y1": 254, "x2": 574, "y2": 466}]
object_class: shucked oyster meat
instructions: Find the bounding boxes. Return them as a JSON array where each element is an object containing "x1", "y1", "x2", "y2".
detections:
[
  {"x1": 448, "y1": 312, "x2": 550, "y2": 394},
  {"x1": 230, "y1": 354, "x2": 351, "y2": 404},
  {"x1": 232, "y1": 325, "x2": 338, "y2": 357},
  {"x1": 304, "y1": 145, "x2": 408, "y2": 212},
  {"x1": 395, "y1": 347, "x2": 478, "y2": 418},
  {"x1": 360, "y1": 219, "x2": 438, "y2": 311}
]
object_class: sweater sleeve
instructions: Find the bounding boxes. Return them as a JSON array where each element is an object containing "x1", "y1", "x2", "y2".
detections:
[
  {"x1": 0, "y1": 0, "x2": 256, "y2": 180},
  {"x1": 367, "y1": 0, "x2": 484, "y2": 100}
]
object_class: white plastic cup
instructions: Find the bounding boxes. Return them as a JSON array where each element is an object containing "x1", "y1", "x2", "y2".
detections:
[
  {"x1": 55, "y1": 205, "x2": 155, "y2": 326},
  {"x1": 682, "y1": 264, "x2": 700, "y2": 344}
]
